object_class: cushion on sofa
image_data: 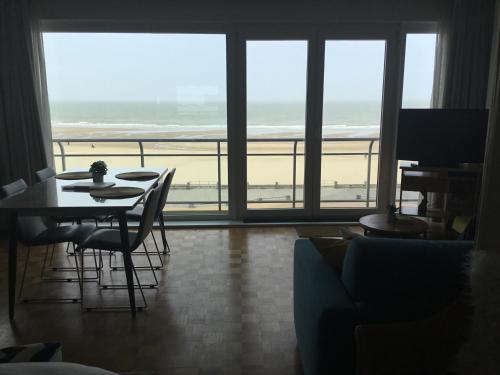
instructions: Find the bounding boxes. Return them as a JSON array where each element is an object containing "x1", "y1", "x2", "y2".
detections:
[
  {"x1": 0, "y1": 343, "x2": 62, "y2": 363},
  {"x1": 0, "y1": 362, "x2": 118, "y2": 375},
  {"x1": 310, "y1": 237, "x2": 350, "y2": 273},
  {"x1": 341, "y1": 237, "x2": 473, "y2": 307}
]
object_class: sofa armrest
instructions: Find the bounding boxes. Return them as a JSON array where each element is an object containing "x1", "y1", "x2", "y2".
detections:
[{"x1": 294, "y1": 239, "x2": 356, "y2": 375}]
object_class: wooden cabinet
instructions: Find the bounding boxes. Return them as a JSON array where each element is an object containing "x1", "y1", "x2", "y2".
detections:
[{"x1": 398, "y1": 166, "x2": 482, "y2": 227}]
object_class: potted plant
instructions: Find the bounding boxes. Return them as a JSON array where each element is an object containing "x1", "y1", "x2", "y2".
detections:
[{"x1": 89, "y1": 160, "x2": 108, "y2": 183}]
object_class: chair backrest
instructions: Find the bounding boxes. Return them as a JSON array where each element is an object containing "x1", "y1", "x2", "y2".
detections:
[
  {"x1": 35, "y1": 167, "x2": 56, "y2": 182},
  {"x1": 0, "y1": 179, "x2": 49, "y2": 243},
  {"x1": 155, "y1": 168, "x2": 176, "y2": 217},
  {"x1": 0, "y1": 179, "x2": 28, "y2": 199},
  {"x1": 132, "y1": 184, "x2": 162, "y2": 250}
]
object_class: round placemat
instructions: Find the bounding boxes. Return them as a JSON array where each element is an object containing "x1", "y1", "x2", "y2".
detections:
[
  {"x1": 89, "y1": 187, "x2": 145, "y2": 199},
  {"x1": 115, "y1": 171, "x2": 160, "y2": 181},
  {"x1": 56, "y1": 171, "x2": 93, "y2": 180}
]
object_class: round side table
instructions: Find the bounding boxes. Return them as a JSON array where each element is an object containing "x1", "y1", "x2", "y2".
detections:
[{"x1": 359, "y1": 214, "x2": 428, "y2": 238}]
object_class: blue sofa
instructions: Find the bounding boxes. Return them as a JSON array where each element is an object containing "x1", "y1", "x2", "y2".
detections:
[{"x1": 293, "y1": 237, "x2": 473, "y2": 375}]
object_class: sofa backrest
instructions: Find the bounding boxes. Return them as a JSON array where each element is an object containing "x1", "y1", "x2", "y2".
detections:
[{"x1": 341, "y1": 237, "x2": 473, "y2": 306}]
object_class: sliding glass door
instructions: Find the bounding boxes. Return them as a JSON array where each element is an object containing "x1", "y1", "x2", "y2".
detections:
[
  {"x1": 320, "y1": 40, "x2": 386, "y2": 209},
  {"x1": 239, "y1": 32, "x2": 394, "y2": 219},
  {"x1": 245, "y1": 40, "x2": 308, "y2": 211},
  {"x1": 43, "y1": 27, "x2": 402, "y2": 220}
]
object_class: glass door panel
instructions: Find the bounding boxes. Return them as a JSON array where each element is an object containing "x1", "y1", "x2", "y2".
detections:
[
  {"x1": 398, "y1": 33, "x2": 438, "y2": 210},
  {"x1": 320, "y1": 40, "x2": 386, "y2": 208},
  {"x1": 44, "y1": 33, "x2": 228, "y2": 214},
  {"x1": 246, "y1": 41, "x2": 308, "y2": 210}
]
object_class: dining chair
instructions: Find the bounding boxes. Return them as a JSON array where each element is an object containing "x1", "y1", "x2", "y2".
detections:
[
  {"x1": 75, "y1": 183, "x2": 162, "y2": 313},
  {"x1": 35, "y1": 167, "x2": 56, "y2": 182},
  {"x1": 0, "y1": 179, "x2": 28, "y2": 198},
  {"x1": 126, "y1": 168, "x2": 175, "y2": 252},
  {"x1": 107, "y1": 168, "x2": 175, "y2": 270},
  {"x1": 34, "y1": 167, "x2": 102, "y2": 278},
  {"x1": 1, "y1": 179, "x2": 97, "y2": 303}
]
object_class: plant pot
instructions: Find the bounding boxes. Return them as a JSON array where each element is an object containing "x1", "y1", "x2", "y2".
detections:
[{"x1": 92, "y1": 173, "x2": 104, "y2": 183}]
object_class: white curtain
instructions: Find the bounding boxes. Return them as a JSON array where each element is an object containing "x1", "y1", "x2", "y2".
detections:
[{"x1": 0, "y1": 0, "x2": 51, "y2": 187}]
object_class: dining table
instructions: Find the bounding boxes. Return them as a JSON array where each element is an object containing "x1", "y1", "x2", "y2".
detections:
[{"x1": 0, "y1": 167, "x2": 168, "y2": 320}]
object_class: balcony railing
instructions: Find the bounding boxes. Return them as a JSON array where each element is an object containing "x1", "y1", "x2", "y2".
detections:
[{"x1": 52, "y1": 137, "x2": 381, "y2": 210}]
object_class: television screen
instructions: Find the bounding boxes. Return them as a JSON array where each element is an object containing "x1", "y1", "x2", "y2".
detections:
[{"x1": 396, "y1": 109, "x2": 489, "y2": 166}]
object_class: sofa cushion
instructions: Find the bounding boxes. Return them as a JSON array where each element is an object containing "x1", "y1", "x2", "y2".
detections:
[
  {"x1": 310, "y1": 237, "x2": 350, "y2": 273},
  {"x1": 0, "y1": 343, "x2": 62, "y2": 363},
  {"x1": 341, "y1": 237, "x2": 473, "y2": 307},
  {"x1": 0, "y1": 362, "x2": 118, "y2": 375}
]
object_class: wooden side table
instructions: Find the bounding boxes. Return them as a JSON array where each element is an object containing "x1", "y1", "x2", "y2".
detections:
[{"x1": 359, "y1": 214, "x2": 428, "y2": 238}]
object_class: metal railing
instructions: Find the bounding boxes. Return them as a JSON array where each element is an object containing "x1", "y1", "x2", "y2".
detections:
[{"x1": 53, "y1": 137, "x2": 379, "y2": 210}]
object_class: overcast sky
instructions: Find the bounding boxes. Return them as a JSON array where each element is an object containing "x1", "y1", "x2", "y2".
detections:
[{"x1": 43, "y1": 33, "x2": 436, "y2": 103}]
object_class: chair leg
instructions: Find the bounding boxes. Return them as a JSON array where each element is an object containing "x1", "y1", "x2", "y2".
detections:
[
  {"x1": 158, "y1": 215, "x2": 169, "y2": 254},
  {"x1": 131, "y1": 259, "x2": 147, "y2": 310},
  {"x1": 65, "y1": 240, "x2": 72, "y2": 254},
  {"x1": 109, "y1": 250, "x2": 115, "y2": 269},
  {"x1": 123, "y1": 252, "x2": 137, "y2": 318},
  {"x1": 74, "y1": 248, "x2": 84, "y2": 307},
  {"x1": 150, "y1": 232, "x2": 164, "y2": 267},
  {"x1": 98, "y1": 250, "x2": 103, "y2": 284},
  {"x1": 92, "y1": 249, "x2": 100, "y2": 279},
  {"x1": 21, "y1": 245, "x2": 80, "y2": 304},
  {"x1": 48, "y1": 244, "x2": 56, "y2": 268},
  {"x1": 142, "y1": 243, "x2": 159, "y2": 286},
  {"x1": 40, "y1": 244, "x2": 51, "y2": 278},
  {"x1": 18, "y1": 246, "x2": 31, "y2": 299},
  {"x1": 44, "y1": 243, "x2": 99, "y2": 281}
]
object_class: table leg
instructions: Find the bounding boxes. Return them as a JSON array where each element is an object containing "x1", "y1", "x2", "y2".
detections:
[
  {"x1": 118, "y1": 213, "x2": 136, "y2": 318},
  {"x1": 8, "y1": 213, "x2": 18, "y2": 321}
]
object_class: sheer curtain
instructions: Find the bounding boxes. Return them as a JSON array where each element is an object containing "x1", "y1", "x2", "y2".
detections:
[
  {"x1": 428, "y1": 0, "x2": 496, "y2": 220},
  {"x1": 0, "y1": 0, "x2": 51, "y2": 187},
  {"x1": 433, "y1": 0, "x2": 496, "y2": 108}
]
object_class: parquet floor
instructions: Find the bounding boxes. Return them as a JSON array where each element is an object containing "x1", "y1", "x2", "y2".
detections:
[{"x1": 0, "y1": 227, "x2": 306, "y2": 374}]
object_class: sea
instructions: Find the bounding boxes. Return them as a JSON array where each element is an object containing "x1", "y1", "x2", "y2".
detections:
[{"x1": 50, "y1": 100, "x2": 428, "y2": 139}]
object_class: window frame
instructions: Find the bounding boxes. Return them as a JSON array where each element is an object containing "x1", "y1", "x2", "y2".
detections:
[{"x1": 39, "y1": 20, "x2": 439, "y2": 222}]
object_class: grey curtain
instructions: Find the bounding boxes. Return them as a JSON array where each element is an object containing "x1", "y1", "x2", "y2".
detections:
[
  {"x1": 477, "y1": 2, "x2": 500, "y2": 252},
  {"x1": 433, "y1": 0, "x2": 496, "y2": 108},
  {"x1": 0, "y1": 0, "x2": 50, "y2": 186}
]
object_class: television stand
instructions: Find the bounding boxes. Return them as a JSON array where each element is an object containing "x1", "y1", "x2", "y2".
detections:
[{"x1": 398, "y1": 165, "x2": 482, "y2": 229}]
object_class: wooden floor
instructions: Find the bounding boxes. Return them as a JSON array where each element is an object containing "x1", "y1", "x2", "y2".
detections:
[{"x1": 0, "y1": 227, "x2": 307, "y2": 375}]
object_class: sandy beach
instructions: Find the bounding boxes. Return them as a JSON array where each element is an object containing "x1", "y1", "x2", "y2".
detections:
[{"x1": 52, "y1": 126, "x2": 381, "y2": 187}]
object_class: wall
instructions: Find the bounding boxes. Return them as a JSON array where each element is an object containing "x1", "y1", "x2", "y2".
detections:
[{"x1": 32, "y1": 0, "x2": 451, "y2": 24}]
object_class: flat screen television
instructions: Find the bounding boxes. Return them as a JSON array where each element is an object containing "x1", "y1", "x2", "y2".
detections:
[{"x1": 396, "y1": 109, "x2": 489, "y2": 167}]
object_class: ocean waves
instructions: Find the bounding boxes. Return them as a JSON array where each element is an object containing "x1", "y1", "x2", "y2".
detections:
[{"x1": 52, "y1": 122, "x2": 380, "y2": 138}]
